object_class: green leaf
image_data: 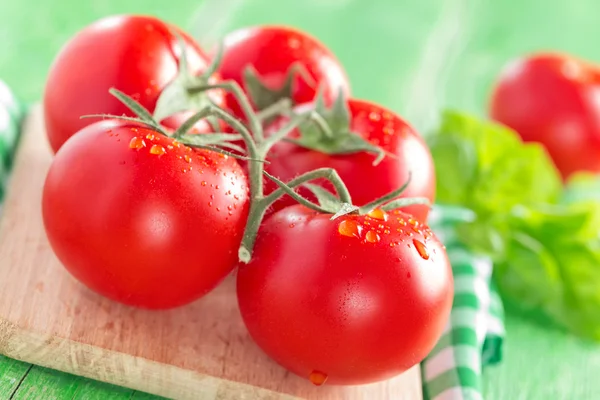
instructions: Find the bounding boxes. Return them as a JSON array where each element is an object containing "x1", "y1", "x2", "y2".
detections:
[
  {"x1": 429, "y1": 110, "x2": 600, "y2": 340},
  {"x1": 428, "y1": 110, "x2": 562, "y2": 216},
  {"x1": 495, "y1": 202, "x2": 600, "y2": 340}
]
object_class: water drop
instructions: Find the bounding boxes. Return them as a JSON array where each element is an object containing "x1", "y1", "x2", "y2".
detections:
[
  {"x1": 201, "y1": 181, "x2": 207, "y2": 186},
  {"x1": 129, "y1": 137, "x2": 146, "y2": 150},
  {"x1": 365, "y1": 230, "x2": 380, "y2": 243},
  {"x1": 338, "y1": 219, "x2": 361, "y2": 238},
  {"x1": 309, "y1": 370, "x2": 328, "y2": 386},
  {"x1": 150, "y1": 144, "x2": 166, "y2": 156},
  {"x1": 368, "y1": 111, "x2": 381, "y2": 122},
  {"x1": 289, "y1": 223, "x2": 296, "y2": 228},
  {"x1": 184, "y1": 154, "x2": 192, "y2": 163},
  {"x1": 145, "y1": 133, "x2": 155, "y2": 140},
  {"x1": 413, "y1": 239, "x2": 430, "y2": 260},
  {"x1": 288, "y1": 37, "x2": 301, "y2": 49},
  {"x1": 368, "y1": 209, "x2": 388, "y2": 221}
]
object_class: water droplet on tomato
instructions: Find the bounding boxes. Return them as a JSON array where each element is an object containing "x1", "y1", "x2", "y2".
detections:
[
  {"x1": 210, "y1": 194, "x2": 215, "y2": 200},
  {"x1": 129, "y1": 137, "x2": 146, "y2": 150},
  {"x1": 145, "y1": 133, "x2": 155, "y2": 141},
  {"x1": 365, "y1": 230, "x2": 380, "y2": 243},
  {"x1": 215, "y1": 185, "x2": 220, "y2": 190},
  {"x1": 413, "y1": 239, "x2": 430, "y2": 260},
  {"x1": 208, "y1": 201, "x2": 213, "y2": 207},
  {"x1": 201, "y1": 181, "x2": 207, "y2": 186},
  {"x1": 289, "y1": 223, "x2": 296, "y2": 228},
  {"x1": 338, "y1": 219, "x2": 362, "y2": 238},
  {"x1": 184, "y1": 154, "x2": 192, "y2": 163},
  {"x1": 172, "y1": 140, "x2": 182, "y2": 148},
  {"x1": 216, "y1": 207, "x2": 221, "y2": 212},
  {"x1": 383, "y1": 229, "x2": 390, "y2": 234},
  {"x1": 288, "y1": 37, "x2": 301, "y2": 49},
  {"x1": 309, "y1": 370, "x2": 328, "y2": 386},
  {"x1": 383, "y1": 126, "x2": 394, "y2": 135},
  {"x1": 390, "y1": 242, "x2": 397, "y2": 247},
  {"x1": 368, "y1": 111, "x2": 381, "y2": 122},
  {"x1": 150, "y1": 144, "x2": 166, "y2": 156},
  {"x1": 408, "y1": 217, "x2": 417, "y2": 226},
  {"x1": 368, "y1": 209, "x2": 388, "y2": 221}
]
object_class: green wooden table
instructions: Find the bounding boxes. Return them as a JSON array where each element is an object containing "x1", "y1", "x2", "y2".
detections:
[{"x1": 1, "y1": 0, "x2": 600, "y2": 398}]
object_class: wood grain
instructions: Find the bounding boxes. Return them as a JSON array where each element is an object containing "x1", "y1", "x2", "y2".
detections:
[{"x1": 0, "y1": 107, "x2": 422, "y2": 400}]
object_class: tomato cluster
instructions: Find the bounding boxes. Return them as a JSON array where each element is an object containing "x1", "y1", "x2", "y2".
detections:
[{"x1": 42, "y1": 15, "x2": 452, "y2": 386}]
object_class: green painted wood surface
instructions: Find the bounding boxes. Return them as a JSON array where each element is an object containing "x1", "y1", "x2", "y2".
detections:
[{"x1": 1, "y1": 0, "x2": 600, "y2": 398}]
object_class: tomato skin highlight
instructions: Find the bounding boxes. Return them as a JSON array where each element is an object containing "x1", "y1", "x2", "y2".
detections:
[
  {"x1": 264, "y1": 99, "x2": 436, "y2": 222},
  {"x1": 42, "y1": 120, "x2": 249, "y2": 309},
  {"x1": 489, "y1": 52, "x2": 600, "y2": 179},
  {"x1": 218, "y1": 25, "x2": 350, "y2": 116},
  {"x1": 44, "y1": 15, "x2": 223, "y2": 153},
  {"x1": 237, "y1": 205, "x2": 453, "y2": 385}
]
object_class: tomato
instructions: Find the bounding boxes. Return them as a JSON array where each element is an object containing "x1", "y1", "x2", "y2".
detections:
[
  {"x1": 42, "y1": 120, "x2": 249, "y2": 309},
  {"x1": 237, "y1": 205, "x2": 453, "y2": 385},
  {"x1": 44, "y1": 15, "x2": 224, "y2": 153},
  {"x1": 264, "y1": 99, "x2": 436, "y2": 222},
  {"x1": 218, "y1": 25, "x2": 350, "y2": 118},
  {"x1": 489, "y1": 52, "x2": 600, "y2": 179}
]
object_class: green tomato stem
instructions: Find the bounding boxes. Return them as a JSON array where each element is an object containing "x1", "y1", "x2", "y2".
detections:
[
  {"x1": 187, "y1": 81, "x2": 264, "y2": 142},
  {"x1": 256, "y1": 98, "x2": 293, "y2": 122}
]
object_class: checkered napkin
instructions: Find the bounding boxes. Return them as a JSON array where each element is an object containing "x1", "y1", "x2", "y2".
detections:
[
  {"x1": 421, "y1": 205, "x2": 505, "y2": 400},
  {"x1": 0, "y1": 80, "x2": 23, "y2": 204}
]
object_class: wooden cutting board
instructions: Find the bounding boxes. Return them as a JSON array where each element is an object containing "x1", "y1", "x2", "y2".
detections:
[{"x1": 0, "y1": 107, "x2": 422, "y2": 400}]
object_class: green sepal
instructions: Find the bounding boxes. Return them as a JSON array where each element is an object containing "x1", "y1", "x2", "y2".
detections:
[
  {"x1": 290, "y1": 88, "x2": 386, "y2": 165},
  {"x1": 153, "y1": 36, "x2": 223, "y2": 123}
]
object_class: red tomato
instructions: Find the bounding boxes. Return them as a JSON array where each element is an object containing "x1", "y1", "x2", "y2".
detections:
[
  {"x1": 218, "y1": 25, "x2": 350, "y2": 118},
  {"x1": 264, "y1": 99, "x2": 435, "y2": 222},
  {"x1": 489, "y1": 52, "x2": 600, "y2": 179},
  {"x1": 44, "y1": 15, "x2": 224, "y2": 153},
  {"x1": 237, "y1": 205, "x2": 453, "y2": 385},
  {"x1": 42, "y1": 120, "x2": 249, "y2": 309}
]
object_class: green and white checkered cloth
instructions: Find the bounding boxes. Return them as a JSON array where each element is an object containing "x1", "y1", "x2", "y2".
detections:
[
  {"x1": 422, "y1": 205, "x2": 505, "y2": 400},
  {"x1": 0, "y1": 80, "x2": 23, "y2": 205}
]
